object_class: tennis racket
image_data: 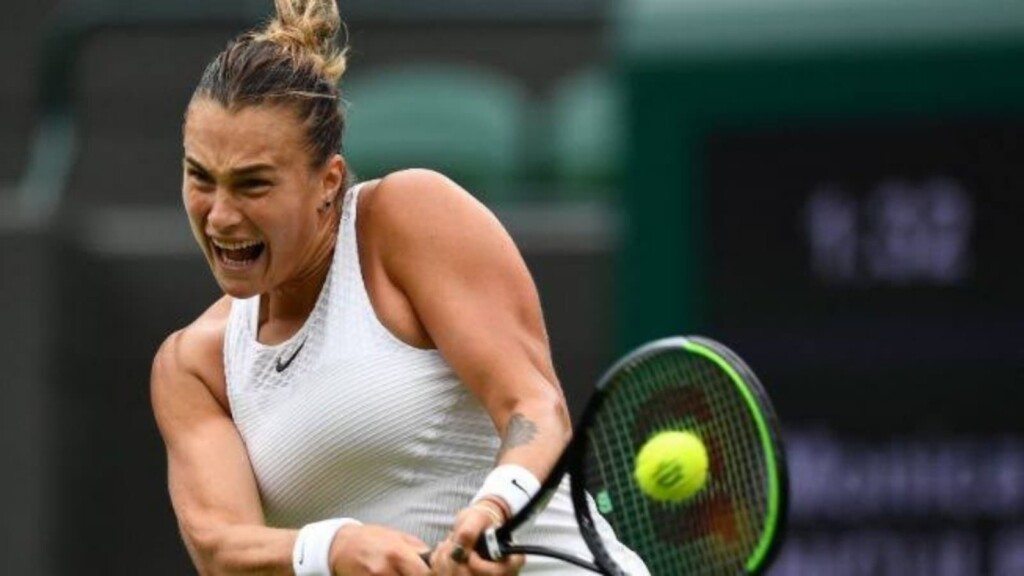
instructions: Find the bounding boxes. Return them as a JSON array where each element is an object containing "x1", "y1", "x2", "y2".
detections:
[{"x1": 426, "y1": 335, "x2": 788, "y2": 575}]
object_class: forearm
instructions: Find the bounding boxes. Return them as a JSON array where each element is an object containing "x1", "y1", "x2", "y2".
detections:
[
  {"x1": 493, "y1": 391, "x2": 572, "y2": 482},
  {"x1": 184, "y1": 520, "x2": 296, "y2": 576}
]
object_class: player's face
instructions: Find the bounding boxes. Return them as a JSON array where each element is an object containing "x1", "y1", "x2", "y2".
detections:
[{"x1": 182, "y1": 99, "x2": 340, "y2": 299}]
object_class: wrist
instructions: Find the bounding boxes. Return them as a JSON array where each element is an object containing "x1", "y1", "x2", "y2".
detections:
[
  {"x1": 472, "y1": 498, "x2": 509, "y2": 526},
  {"x1": 327, "y1": 521, "x2": 362, "y2": 572},
  {"x1": 293, "y1": 518, "x2": 361, "y2": 576},
  {"x1": 472, "y1": 464, "x2": 541, "y2": 518}
]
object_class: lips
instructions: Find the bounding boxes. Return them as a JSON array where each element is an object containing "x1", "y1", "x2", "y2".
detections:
[{"x1": 210, "y1": 237, "x2": 265, "y2": 267}]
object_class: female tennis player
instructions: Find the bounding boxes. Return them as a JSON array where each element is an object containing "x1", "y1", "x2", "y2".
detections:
[{"x1": 151, "y1": 0, "x2": 648, "y2": 574}]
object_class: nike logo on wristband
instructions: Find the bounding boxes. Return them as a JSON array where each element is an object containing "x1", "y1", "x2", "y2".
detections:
[
  {"x1": 298, "y1": 541, "x2": 306, "y2": 565},
  {"x1": 511, "y1": 479, "x2": 531, "y2": 498}
]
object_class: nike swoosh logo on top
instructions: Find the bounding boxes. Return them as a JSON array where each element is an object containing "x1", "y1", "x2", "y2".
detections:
[{"x1": 275, "y1": 338, "x2": 307, "y2": 373}]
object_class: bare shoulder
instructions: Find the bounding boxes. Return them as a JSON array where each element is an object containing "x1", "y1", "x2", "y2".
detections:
[
  {"x1": 151, "y1": 296, "x2": 233, "y2": 413},
  {"x1": 353, "y1": 169, "x2": 527, "y2": 348},
  {"x1": 362, "y1": 167, "x2": 501, "y2": 229},
  {"x1": 359, "y1": 169, "x2": 511, "y2": 256}
]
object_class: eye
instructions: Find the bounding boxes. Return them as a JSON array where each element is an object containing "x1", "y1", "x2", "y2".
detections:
[
  {"x1": 240, "y1": 179, "x2": 271, "y2": 189},
  {"x1": 236, "y1": 179, "x2": 273, "y2": 196},
  {"x1": 187, "y1": 169, "x2": 214, "y2": 187}
]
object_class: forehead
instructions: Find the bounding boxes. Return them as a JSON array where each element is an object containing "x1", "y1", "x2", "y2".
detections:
[{"x1": 183, "y1": 99, "x2": 308, "y2": 170}]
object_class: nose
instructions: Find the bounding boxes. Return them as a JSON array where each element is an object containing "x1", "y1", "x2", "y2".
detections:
[{"x1": 207, "y1": 188, "x2": 243, "y2": 231}]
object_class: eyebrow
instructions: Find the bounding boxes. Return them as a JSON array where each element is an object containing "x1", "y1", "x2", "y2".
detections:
[{"x1": 184, "y1": 156, "x2": 275, "y2": 178}]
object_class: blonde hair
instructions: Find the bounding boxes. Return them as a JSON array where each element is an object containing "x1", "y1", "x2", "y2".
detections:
[
  {"x1": 253, "y1": 0, "x2": 348, "y2": 85},
  {"x1": 190, "y1": 0, "x2": 351, "y2": 170}
]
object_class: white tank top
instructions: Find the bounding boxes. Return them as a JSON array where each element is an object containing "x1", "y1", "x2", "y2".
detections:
[{"x1": 224, "y1": 184, "x2": 649, "y2": 574}]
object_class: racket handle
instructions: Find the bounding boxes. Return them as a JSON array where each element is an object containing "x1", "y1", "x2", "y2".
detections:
[{"x1": 418, "y1": 530, "x2": 500, "y2": 567}]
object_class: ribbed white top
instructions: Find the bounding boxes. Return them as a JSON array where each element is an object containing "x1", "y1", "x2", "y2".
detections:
[{"x1": 224, "y1": 184, "x2": 649, "y2": 574}]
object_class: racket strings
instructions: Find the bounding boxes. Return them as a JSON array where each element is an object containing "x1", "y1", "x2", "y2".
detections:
[{"x1": 582, "y1": 348, "x2": 774, "y2": 575}]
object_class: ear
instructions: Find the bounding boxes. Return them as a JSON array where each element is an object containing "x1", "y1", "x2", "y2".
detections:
[{"x1": 320, "y1": 154, "x2": 346, "y2": 205}]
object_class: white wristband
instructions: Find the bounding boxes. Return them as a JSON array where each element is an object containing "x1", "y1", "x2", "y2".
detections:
[
  {"x1": 293, "y1": 518, "x2": 361, "y2": 576},
  {"x1": 471, "y1": 464, "x2": 541, "y2": 517}
]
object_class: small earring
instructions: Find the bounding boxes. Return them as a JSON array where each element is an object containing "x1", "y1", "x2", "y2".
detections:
[{"x1": 319, "y1": 199, "x2": 332, "y2": 213}]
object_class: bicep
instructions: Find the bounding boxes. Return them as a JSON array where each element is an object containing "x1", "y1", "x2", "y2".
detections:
[
  {"x1": 151, "y1": 335, "x2": 264, "y2": 546},
  {"x1": 414, "y1": 221, "x2": 548, "y2": 384},
  {"x1": 374, "y1": 172, "x2": 565, "y2": 424}
]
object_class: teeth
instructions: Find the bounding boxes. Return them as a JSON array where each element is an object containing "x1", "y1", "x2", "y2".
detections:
[{"x1": 211, "y1": 238, "x2": 262, "y2": 250}]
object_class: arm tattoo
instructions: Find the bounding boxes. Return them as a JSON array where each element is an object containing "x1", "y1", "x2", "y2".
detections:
[{"x1": 496, "y1": 413, "x2": 538, "y2": 461}]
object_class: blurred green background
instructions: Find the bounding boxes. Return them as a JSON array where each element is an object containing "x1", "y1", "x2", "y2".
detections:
[{"x1": 2, "y1": 0, "x2": 1024, "y2": 573}]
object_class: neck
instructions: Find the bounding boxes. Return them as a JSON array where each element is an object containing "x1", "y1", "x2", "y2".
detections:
[{"x1": 257, "y1": 215, "x2": 339, "y2": 344}]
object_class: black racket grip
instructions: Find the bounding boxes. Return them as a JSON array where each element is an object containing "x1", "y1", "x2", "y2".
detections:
[{"x1": 418, "y1": 532, "x2": 497, "y2": 566}]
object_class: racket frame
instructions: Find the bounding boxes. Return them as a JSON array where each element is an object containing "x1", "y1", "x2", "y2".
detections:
[
  {"x1": 686, "y1": 336, "x2": 789, "y2": 573},
  {"x1": 570, "y1": 336, "x2": 789, "y2": 575},
  {"x1": 480, "y1": 433, "x2": 608, "y2": 572},
  {"x1": 480, "y1": 336, "x2": 789, "y2": 576}
]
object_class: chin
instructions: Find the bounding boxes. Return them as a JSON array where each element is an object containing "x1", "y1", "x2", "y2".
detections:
[
  {"x1": 220, "y1": 282, "x2": 261, "y2": 300},
  {"x1": 220, "y1": 285, "x2": 260, "y2": 300},
  {"x1": 212, "y1": 272, "x2": 262, "y2": 300}
]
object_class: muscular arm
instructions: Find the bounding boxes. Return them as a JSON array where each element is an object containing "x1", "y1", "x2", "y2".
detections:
[
  {"x1": 154, "y1": 304, "x2": 431, "y2": 576},
  {"x1": 151, "y1": 322, "x2": 297, "y2": 576},
  {"x1": 364, "y1": 170, "x2": 572, "y2": 488}
]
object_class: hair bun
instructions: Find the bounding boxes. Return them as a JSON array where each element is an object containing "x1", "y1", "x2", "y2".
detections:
[{"x1": 254, "y1": 0, "x2": 347, "y2": 84}]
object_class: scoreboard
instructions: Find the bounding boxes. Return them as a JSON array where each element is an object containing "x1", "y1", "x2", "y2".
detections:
[
  {"x1": 618, "y1": 1, "x2": 1024, "y2": 573},
  {"x1": 705, "y1": 120, "x2": 1024, "y2": 434}
]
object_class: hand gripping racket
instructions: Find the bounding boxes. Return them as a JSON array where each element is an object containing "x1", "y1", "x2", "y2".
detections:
[{"x1": 427, "y1": 336, "x2": 788, "y2": 575}]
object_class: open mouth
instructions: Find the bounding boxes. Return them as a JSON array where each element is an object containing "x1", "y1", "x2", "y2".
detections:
[{"x1": 210, "y1": 238, "x2": 266, "y2": 269}]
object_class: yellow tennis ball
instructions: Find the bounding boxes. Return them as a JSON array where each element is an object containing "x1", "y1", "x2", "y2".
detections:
[{"x1": 634, "y1": 431, "x2": 709, "y2": 502}]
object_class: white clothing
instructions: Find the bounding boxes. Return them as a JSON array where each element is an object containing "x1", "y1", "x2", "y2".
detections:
[{"x1": 224, "y1": 184, "x2": 649, "y2": 574}]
